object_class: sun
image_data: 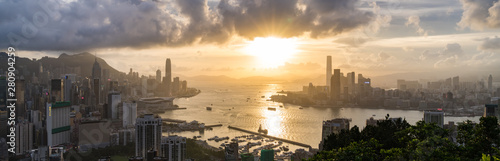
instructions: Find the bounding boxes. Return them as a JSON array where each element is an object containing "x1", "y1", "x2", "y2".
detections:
[{"x1": 244, "y1": 37, "x2": 299, "y2": 68}]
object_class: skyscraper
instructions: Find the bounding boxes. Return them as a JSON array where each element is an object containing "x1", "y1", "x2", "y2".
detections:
[
  {"x1": 156, "y1": 69, "x2": 162, "y2": 83},
  {"x1": 46, "y1": 102, "x2": 71, "y2": 147},
  {"x1": 453, "y1": 76, "x2": 459, "y2": 90},
  {"x1": 165, "y1": 59, "x2": 172, "y2": 96},
  {"x1": 326, "y1": 56, "x2": 332, "y2": 88},
  {"x1": 136, "y1": 114, "x2": 162, "y2": 157},
  {"x1": 160, "y1": 136, "x2": 186, "y2": 161},
  {"x1": 92, "y1": 56, "x2": 102, "y2": 104},
  {"x1": 347, "y1": 72, "x2": 355, "y2": 94},
  {"x1": 488, "y1": 75, "x2": 493, "y2": 91},
  {"x1": 107, "y1": 91, "x2": 121, "y2": 120},
  {"x1": 331, "y1": 69, "x2": 341, "y2": 102},
  {"x1": 92, "y1": 56, "x2": 101, "y2": 80}
]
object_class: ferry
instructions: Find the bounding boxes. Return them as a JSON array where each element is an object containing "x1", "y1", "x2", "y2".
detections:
[{"x1": 258, "y1": 124, "x2": 268, "y2": 135}]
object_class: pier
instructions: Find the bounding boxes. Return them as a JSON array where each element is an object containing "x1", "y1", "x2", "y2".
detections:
[
  {"x1": 162, "y1": 118, "x2": 186, "y2": 123},
  {"x1": 228, "y1": 125, "x2": 312, "y2": 148},
  {"x1": 205, "y1": 124, "x2": 223, "y2": 128}
]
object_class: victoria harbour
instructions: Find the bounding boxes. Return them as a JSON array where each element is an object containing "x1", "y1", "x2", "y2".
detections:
[{"x1": 163, "y1": 81, "x2": 481, "y2": 151}]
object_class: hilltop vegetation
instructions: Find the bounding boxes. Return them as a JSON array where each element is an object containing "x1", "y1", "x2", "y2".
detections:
[{"x1": 310, "y1": 116, "x2": 500, "y2": 161}]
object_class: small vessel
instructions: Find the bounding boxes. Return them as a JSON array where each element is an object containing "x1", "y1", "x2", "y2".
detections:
[
  {"x1": 268, "y1": 107, "x2": 276, "y2": 111},
  {"x1": 282, "y1": 146, "x2": 289, "y2": 151},
  {"x1": 258, "y1": 124, "x2": 268, "y2": 135},
  {"x1": 279, "y1": 105, "x2": 283, "y2": 108},
  {"x1": 299, "y1": 107, "x2": 303, "y2": 109},
  {"x1": 206, "y1": 107, "x2": 212, "y2": 111},
  {"x1": 261, "y1": 96, "x2": 265, "y2": 98}
]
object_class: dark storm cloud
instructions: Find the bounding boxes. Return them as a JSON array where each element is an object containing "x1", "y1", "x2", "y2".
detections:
[{"x1": 1, "y1": 0, "x2": 374, "y2": 51}]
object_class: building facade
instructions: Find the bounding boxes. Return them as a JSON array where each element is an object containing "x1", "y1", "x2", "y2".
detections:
[
  {"x1": 136, "y1": 114, "x2": 162, "y2": 157},
  {"x1": 160, "y1": 136, "x2": 186, "y2": 161},
  {"x1": 46, "y1": 102, "x2": 71, "y2": 147}
]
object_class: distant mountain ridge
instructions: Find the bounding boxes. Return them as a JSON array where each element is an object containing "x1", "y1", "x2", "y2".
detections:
[
  {"x1": 39, "y1": 52, "x2": 124, "y2": 78},
  {"x1": 0, "y1": 52, "x2": 124, "y2": 78}
]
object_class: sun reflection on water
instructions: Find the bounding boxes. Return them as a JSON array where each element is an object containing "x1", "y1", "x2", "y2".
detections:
[{"x1": 259, "y1": 84, "x2": 285, "y2": 137}]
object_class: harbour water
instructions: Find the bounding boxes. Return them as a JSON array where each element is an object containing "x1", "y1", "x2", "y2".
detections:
[{"x1": 160, "y1": 81, "x2": 481, "y2": 151}]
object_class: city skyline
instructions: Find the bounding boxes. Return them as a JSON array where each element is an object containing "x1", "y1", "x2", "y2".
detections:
[
  {"x1": 2, "y1": 0, "x2": 500, "y2": 160},
  {"x1": 1, "y1": 0, "x2": 499, "y2": 80}
]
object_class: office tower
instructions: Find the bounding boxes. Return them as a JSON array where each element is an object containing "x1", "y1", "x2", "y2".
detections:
[
  {"x1": 358, "y1": 74, "x2": 371, "y2": 97},
  {"x1": 346, "y1": 72, "x2": 355, "y2": 95},
  {"x1": 489, "y1": 75, "x2": 493, "y2": 91},
  {"x1": 319, "y1": 118, "x2": 350, "y2": 150},
  {"x1": 50, "y1": 79, "x2": 63, "y2": 103},
  {"x1": 92, "y1": 56, "x2": 102, "y2": 104},
  {"x1": 15, "y1": 122, "x2": 33, "y2": 155},
  {"x1": 260, "y1": 149, "x2": 274, "y2": 161},
  {"x1": 445, "y1": 78, "x2": 452, "y2": 88},
  {"x1": 330, "y1": 69, "x2": 341, "y2": 102},
  {"x1": 16, "y1": 79, "x2": 25, "y2": 119},
  {"x1": 485, "y1": 104, "x2": 500, "y2": 117},
  {"x1": 46, "y1": 102, "x2": 71, "y2": 147},
  {"x1": 156, "y1": 69, "x2": 162, "y2": 83},
  {"x1": 107, "y1": 91, "x2": 121, "y2": 120},
  {"x1": 118, "y1": 129, "x2": 135, "y2": 146},
  {"x1": 225, "y1": 142, "x2": 239, "y2": 161},
  {"x1": 136, "y1": 114, "x2": 162, "y2": 157},
  {"x1": 92, "y1": 56, "x2": 102, "y2": 79},
  {"x1": 123, "y1": 102, "x2": 137, "y2": 128},
  {"x1": 160, "y1": 136, "x2": 186, "y2": 161},
  {"x1": 181, "y1": 80, "x2": 187, "y2": 92},
  {"x1": 93, "y1": 78, "x2": 100, "y2": 104},
  {"x1": 423, "y1": 110, "x2": 444, "y2": 128},
  {"x1": 109, "y1": 81, "x2": 119, "y2": 91},
  {"x1": 172, "y1": 77, "x2": 180, "y2": 94},
  {"x1": 453, "y1": 76, "x2": 459, "y2": 90},
  {"x1": 63, "y1": 74, "x2": 75, "y2": 102},
  {"x1": 326, "y1": 56, "x2": 332, "y2": 87},
  {"x1": 165, "y1": 59, "x2": 172, "y2": 96}
]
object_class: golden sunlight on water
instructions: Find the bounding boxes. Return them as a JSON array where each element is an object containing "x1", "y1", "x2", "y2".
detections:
[
  {"x1": 260, "y1": 84, "x2": 285, "y2": 136},
  {"x1": 261, "y1": 107, "x2": 284, "y2": 136}
]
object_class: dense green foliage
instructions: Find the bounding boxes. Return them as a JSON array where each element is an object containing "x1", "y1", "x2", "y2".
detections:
[
  {"x1": 310, "y1": 116, "x2": 500, "y2": 161},
  {"x1": 185, "y1": 138, "x2": 225, "y2": 160}
]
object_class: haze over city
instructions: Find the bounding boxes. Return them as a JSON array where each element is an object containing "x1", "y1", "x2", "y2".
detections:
[{"x1": 2, "y1": 0, "x2": 500, "y2": 86}]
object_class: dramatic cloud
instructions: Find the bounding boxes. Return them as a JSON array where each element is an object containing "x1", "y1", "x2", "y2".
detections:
[
  {"x1": 405, "y1": 15, "x2": 428, "y2": 36},
  {"x1": 0, "y1": 0, "x2": 375, "y2": 51},
  {"x1": 420, "y1": 43, "x2": 464, "y2": 60},
  {"x1": 458, "y1": 0, "x2": 500, "y2": 30},
  {"x1": 419, "y1": 43, "x2": 465, "y2": 68},
  {"x1": 479, "y1": 36, "x2": 500, "y2": 50},
  {"x1": 333, "y1": 37, "x2": 370, "y2": 47}
]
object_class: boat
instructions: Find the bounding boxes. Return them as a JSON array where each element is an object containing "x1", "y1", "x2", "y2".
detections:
[
  {"x1": 258, "y1": 124, "x2": 268, "y2": 135},
  {"x1": 261, "y1": 96, "x2": 265, "y2": 98},
  {"x1": 299, "y1": 107, "x2": 303, "y2": 109},
  {"x1": 279, "y1": 105, "x2": 283, "y2": 108},
  {"x1": 282, "y1": 146, "x2": 289, "y2": 151},
  {"x1": 268, "y1": 107, "x2": 276, "y2": 111},
  {"x1": 206, "y1": 107, "x2": 212, "y2": 111}
]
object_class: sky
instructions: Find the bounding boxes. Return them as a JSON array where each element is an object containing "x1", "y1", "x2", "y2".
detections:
[{"x1": 1, "y1": 0, "x2": 500, "y2": 83}]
